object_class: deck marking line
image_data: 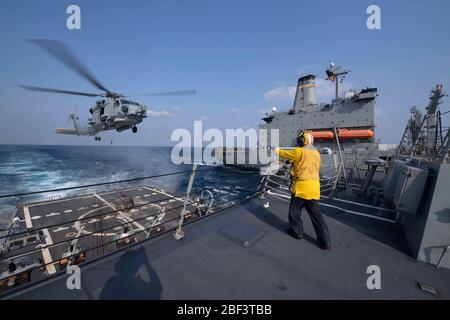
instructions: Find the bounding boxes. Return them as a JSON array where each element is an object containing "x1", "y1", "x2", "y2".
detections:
[
  {"x1": 26, "y1": 195, "x2": 93, "y2": 208},
  {"x1": 53, "y1": 227, "x2": 69, "y2": 233},
  {"x1": 144, "y1": 186, "x2": 185, "y2": 202},
  {"x1": 96, "y1": 186, "x2": 141, "y2": 196},
  {"x1": 46, "y1": 212, "x2": 61, "y2": 217},
  {"x1": 41, "y1": 228, "x2": 57, "y2": 274},
  {"x1": 23, "y1": 205, "x2": 33, "y2": 229},
  {"x1": 93, "y1": 193, "x2": 144, "y2": 231}
]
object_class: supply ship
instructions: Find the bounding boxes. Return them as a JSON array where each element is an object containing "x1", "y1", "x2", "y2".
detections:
[
  {"x1": 260, "y1": 64, "x2": 376, "y2": 150},
  {"x1": 219, "y1": 63, "x2": 393, "y2": 170},
  {"x1": 1, "y1": 64, "x2": 450, "y2": 299}
]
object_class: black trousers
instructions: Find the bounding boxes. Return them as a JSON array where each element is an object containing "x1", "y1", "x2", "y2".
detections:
[{"x1": 288, "y1": 194, "x2": 330, "y2": 244}]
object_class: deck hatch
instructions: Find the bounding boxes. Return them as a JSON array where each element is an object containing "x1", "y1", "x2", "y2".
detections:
[{"x1": 219, "y1": 221, "x2": 266, "y2": 247}]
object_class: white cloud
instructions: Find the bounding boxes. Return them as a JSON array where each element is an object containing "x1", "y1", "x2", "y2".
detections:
[
  {"x1": 375, "y1": 106, "x2": 383, "y2": 120},
  {"x1": 263, "y1": 78, "x2": 354, "y2": 105},
  {"x1": 172, "y1": 106, "x2": 183, "y2": 112},
  {"x1": 298, "y1": 64, "x2": 312, "y2": 75},
  {"x1": 315, "y1": 78, "x2": 336, "y2": 103},
  {"x1": 258, "y1": 108, "x2": 272, "y2": 115},
  {"x1": 263, "y1": 85, "x2": 296, "y2": 101},
  {"x1": 227, "y1": 107, "x2": 250, "y2": 115},
  {"x1": 242, "y1": 123, "x2": 257, "y2": 130},
  {"x1": 147, "y1": 110, "x2": 174, "y2": 117},
  {"x1": 258, "y1": 107, "x2": 282, "y2": 116}
]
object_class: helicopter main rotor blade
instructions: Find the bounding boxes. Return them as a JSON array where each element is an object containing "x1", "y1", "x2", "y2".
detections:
[
  {"x1": 132, "y1": 89, "x2": 197, "y2": 97},
  {"x1": 29, "y1": 39, "x2": 112, "y2": 96},
  {"x1": 19, "y1": 85, "x2": 101, "y2": 97}
]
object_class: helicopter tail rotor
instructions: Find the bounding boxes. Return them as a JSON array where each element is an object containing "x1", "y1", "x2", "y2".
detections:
[{"x1": 57, "y1": 113, "x2": 82, "y2": 136}]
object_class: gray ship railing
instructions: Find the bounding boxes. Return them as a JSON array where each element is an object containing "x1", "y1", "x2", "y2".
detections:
[
  {"x1": 262, "y1": 174, "x2": 398, "y2": 224},
  {"x1": 0, "y1": 167, "x2": 264, "y2": 288},
  {"x1": 0, "y1": 168, "x2": 260, "y2": 243},
  {"x1": 0, "y1": 169, "x2": 202, "y2": 199},
  {"x1": 1, "y1": 186, "x2": 205, "y2": 253},
  {"x1": 0, "y1": 194, "x2": 259, "y2": 286},
  {"x1": 1, "y1": 186, "x2": 204, "y2": 242}
]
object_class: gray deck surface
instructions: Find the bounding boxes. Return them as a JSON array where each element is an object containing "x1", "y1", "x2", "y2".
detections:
[
  {"x1": 3, "y1": 193, "x2": 450, "y2": 300},
  {"x1": 1, "y1": 186, "x2": 196, "y2": 287}
]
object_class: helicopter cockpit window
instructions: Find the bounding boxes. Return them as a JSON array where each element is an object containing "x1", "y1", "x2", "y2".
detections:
[{"x1": 120, "y1": 99, "x2": 131, "y2": 105}]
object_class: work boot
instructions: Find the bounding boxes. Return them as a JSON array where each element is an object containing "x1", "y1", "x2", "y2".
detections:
[
  {"x1": 319, "y1": 240, "x2": 331, "y2": 250},
  {"x1": 288, "y1": 229, "x2": 303, "y2": 239}
]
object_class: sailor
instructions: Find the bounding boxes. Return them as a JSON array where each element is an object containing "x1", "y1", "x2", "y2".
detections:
[{"x1": 275, "y1": 130, "x2": 331, "y2": 250}]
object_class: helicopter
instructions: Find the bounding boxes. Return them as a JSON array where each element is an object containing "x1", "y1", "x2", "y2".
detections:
[{"x1": 20, "y1": 39, "x2": 196, "y2": 141}]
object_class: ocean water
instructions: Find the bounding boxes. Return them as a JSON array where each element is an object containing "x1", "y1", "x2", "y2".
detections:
[{"x1": 0, "y1": 145, "x2": 262, "y2": 222}]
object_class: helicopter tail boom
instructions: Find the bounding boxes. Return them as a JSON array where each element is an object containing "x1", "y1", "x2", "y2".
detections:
[
  {"x1": 55, "y1": 128, "x2": 80, "y2": 135},
  {"x1": 55, "y1": 113, "x2": 91, "y2": 136}
]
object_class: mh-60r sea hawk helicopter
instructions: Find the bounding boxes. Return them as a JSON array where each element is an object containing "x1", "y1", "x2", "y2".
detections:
[{"x1": 20, "y1": 40, "x2": 196, "y2": 141}]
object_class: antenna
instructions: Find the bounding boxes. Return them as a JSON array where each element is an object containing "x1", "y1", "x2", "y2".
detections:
[{"x1": 326, "y1": 62, "x2": 350, "y2": 99}]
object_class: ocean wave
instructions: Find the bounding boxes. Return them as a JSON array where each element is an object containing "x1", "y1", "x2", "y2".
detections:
[{"x1": 0, "y1": 146, "x2": 262, "y2": 219}]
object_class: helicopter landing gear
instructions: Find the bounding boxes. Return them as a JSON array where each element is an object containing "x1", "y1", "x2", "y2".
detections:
[
  {"x1": 94, "y1": 136, "x2": 101, "y2": 141},
  {"x1": 132, "y1": 126, "x2": 138, "y2": 134}
]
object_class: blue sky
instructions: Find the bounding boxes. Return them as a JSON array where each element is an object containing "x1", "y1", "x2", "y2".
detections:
[{"x1": 0, "y1": 0, "x2": 449, "y2": 146}]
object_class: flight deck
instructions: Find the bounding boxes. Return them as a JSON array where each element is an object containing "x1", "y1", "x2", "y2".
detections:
[{"x1": 1, "y1": 185, "x2": 201, "y2": 288}]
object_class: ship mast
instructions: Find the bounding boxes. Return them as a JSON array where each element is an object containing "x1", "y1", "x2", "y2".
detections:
[{"x1": 325, "y1": 62, "x2": 350, "y2": 100}]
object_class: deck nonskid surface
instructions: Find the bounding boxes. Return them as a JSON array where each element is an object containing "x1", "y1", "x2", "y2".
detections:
[
  {"x1": 4, "y1": 186, "x2": 196, "y2": 277},
  {"x1": 4, "y1": 194, "x2": 450, "y2": 299}
]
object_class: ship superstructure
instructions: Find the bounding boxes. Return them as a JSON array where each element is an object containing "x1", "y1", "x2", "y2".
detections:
[{"x1": 260, "y1": 64, "x2": 377, "y2": 150}]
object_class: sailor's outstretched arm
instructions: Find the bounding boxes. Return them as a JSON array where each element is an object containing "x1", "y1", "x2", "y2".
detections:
[{"x1": 274, "y1": 148, "x2": 300, "y2": 161}]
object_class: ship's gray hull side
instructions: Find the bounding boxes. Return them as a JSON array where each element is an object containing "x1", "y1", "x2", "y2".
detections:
[
  {"x1": 260, "y1": 93, "x2": 376, "y2": 148},
  {"x1": 401, "y1": 163, "x2": 450, "y2": 268}
]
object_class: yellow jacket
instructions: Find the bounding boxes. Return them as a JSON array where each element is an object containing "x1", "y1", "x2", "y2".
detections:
[{"x1": 275, "y1": 146, "x2": 321, "y2": 200}]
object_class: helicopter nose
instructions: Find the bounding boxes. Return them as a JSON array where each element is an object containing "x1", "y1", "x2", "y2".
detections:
[{"x1": 137, "y1": 107, "x2": 146, "y2": 116}]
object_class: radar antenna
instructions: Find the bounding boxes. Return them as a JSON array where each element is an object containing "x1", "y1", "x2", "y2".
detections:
[{"x1": 326, "y1": 62, "x2": 350, "y2": 100}]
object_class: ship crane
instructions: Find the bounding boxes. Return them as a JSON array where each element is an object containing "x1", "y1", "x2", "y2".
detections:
[
  {"x1": 325, "y1": 62, "x2": 350, "y2": 100},
  {"x1": 397, "y1": 84, "x2": 449, "y2": 162}
]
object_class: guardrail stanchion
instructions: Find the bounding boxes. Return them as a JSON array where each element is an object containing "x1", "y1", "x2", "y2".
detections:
[{"x1": 174, "y1": 164, "x2": 198, "y2": 240}]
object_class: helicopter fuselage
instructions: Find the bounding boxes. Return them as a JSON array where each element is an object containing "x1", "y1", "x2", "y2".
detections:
[
  {"x1": 21, "y1": 40, "x2": 193, "y2": 141},
  {"x1": 88, "y1": 98, "x2": 147, "y2": 133},
  {"x1": 56, "y1": 98, "x2": 147, "y2": 139}
]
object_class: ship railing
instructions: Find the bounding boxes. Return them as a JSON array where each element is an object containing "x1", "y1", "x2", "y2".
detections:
[
  {"x1": 0, "y1": 167, "x2": 263, "y2": 288},
  {"x1": 262, "y1": 171, "x2": 398, "y2": 224},
  {"x1": 264, "y1": 173, "x2": 339, "y2": 196},
  {"x1": 0, "y1": 169, "x2": 200, "y2": 200},
  {"x1": 263, "y1": 156, "x2": 381, "y2": 196},
  {"x1": 0, "y1": 193, "x2": 260, "y2": 287},
  {"x1": 1, "y1": 186, "x2": 202, "y2": 245},
  {"x1": 0, "y1": 170, "x2": 260, "y2": 245}
]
